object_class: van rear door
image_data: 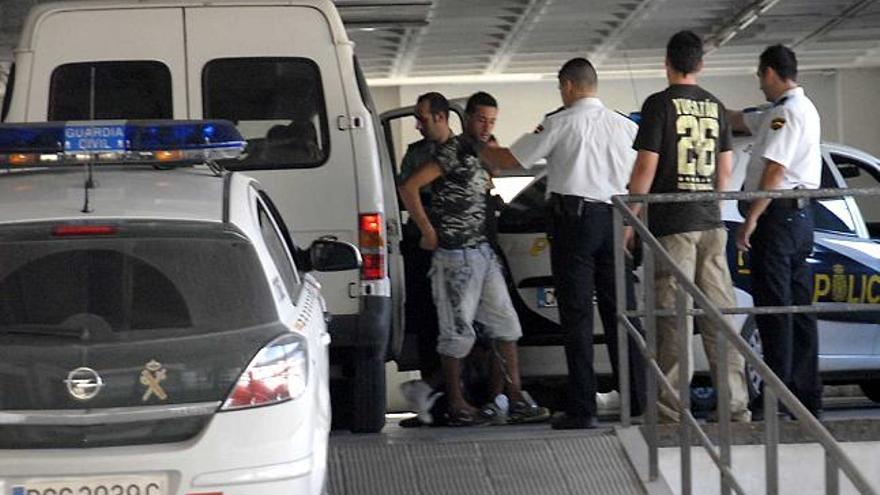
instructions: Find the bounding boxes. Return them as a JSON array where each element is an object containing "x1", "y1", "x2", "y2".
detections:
[
  {"x1": 22, "y1": 7, "x2": 187, "y2": 121},
  {"x1": 184, "y1": 5, "x2": 359, "y2": 315}
]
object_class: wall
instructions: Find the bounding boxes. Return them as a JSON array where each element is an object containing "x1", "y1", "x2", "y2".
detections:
[
  {"x1": 370, "y1": 68, "x2": 880, "y2": 159},
  {"x1": 838, "y1": 67, "x2": 880, "y2": 157}
]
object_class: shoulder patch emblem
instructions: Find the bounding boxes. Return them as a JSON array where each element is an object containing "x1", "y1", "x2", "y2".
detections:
[
  {"x1": 533, "y1": 124, "x2": 544, "y2": 134},
  {"x1": 770, "y1": 118, "x2": 786, "y2": 130}
]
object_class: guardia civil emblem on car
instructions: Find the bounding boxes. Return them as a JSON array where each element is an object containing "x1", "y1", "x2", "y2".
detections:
[{"x1": 64, "y1": 367, "x2": 104, "y2": 401}]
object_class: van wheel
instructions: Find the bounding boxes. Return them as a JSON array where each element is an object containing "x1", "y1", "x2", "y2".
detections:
[
  {"x1": 741, "y1": 316, "x2": 763, "y2": 407},
  {"x1": 350, "y1": 347, "x2": 387, "y2": 433},
  {"x1": 860, "y1": 381, "x2": 880, "y2": 403}
]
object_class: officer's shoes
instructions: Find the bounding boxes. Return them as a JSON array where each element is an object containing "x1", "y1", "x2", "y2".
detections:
[{"x1": 550, "y1": 412, "x2": 599, "y2": 430}]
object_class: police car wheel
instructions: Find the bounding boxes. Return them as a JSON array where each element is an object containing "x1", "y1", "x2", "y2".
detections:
[
  {"x1": 740, "y1": 316, "x2": 763, "y2": 407},
  {"x1": 859, "y1": 381, "x2": 880, "y2": 403}
]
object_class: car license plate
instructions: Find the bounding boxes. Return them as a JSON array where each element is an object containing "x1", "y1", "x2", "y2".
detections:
[
  {"x1": 537, "y1": 287, "x2": 557, "y2": 308},
  {"x1": 11, "y1": 474, "x2": 167, "y2": 495},
  {"x1": 64, "y1": 124, "x2": 127, "y2": 153}
]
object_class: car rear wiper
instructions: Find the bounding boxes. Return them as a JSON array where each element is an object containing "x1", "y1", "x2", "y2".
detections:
[{"x1": 0, "y1": 324, "x2": 89, "y2": 340}]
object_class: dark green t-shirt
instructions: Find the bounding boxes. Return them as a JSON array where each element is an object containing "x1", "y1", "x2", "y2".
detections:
[{"x1": 633, "y1": 85, "x2": 732, "y2": 237}]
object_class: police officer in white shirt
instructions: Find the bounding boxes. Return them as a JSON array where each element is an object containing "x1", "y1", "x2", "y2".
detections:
[
  {"x1": 477, "y1": 57, "x2": 646, "y2": 429},
  {"x1": 729, "y1": 44, "x2": 823, "y2": 418}
]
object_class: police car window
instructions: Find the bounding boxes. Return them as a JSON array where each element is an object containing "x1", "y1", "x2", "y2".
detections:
[
  {"x1": 257, "y1": 202, "x2": 301, "y2": 300},
  {"x1": 813, "y1": 158, "x2": 857, "y2": 235},
  {"x1": 48, "y1": 61, "x2": 172, "y2": 120},
  {"x1": 203, "y1": 58, "x2": 329, "y2": 169},
  {"x1": 498, "y1": 176, "x2": 548, "y2": 234},
  {"x1": 830, "y1": 152, "x2": 880, "y2": 230},
  {"x1": 0, "y1": 227, "x2": 276, "y2": 338}
]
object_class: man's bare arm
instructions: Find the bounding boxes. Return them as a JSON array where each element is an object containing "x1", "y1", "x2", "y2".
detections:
[
  {"x1": 398, "y1": 161, "x2": 443, "y2": 250},
  {"x1": 716, "y1": 150, "x2": 733, "y2": 191},
  {"x1": 727, "y1": 109, "x2": 751, "y2": 136},
  {"x1": 627, "y1": 150, "x2": 660, "y2": 217},
  {"x1": 478, "y1": 146, "x2": 521, "y2": 175}
]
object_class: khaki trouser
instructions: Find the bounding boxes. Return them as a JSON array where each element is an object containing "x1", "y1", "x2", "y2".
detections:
[{"x1": 655, "y1": 228, "x2": 750, "y2": 421}]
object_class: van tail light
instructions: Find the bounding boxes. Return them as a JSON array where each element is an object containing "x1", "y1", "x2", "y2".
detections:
[
  {"x1": 220, "y1": 334, "x2": 308, "y2": 411},
  {"x1": 359, "y1": 212, "x2": 386, "y2": 280}
]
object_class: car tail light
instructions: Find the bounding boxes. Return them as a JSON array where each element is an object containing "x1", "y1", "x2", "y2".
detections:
[
  {"x1": 52, "y1": 225, "x2": 118, "y2": 236},
  {"x1": 220, "y1": 333, "x2": 308, "y2": 411},
  {"x1": 359, "y1": 212, "x2": 386, "y2": 280}
]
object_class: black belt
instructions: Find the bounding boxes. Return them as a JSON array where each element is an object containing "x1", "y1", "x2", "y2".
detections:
[
  {"x1": 548, "y1": 192, "x2": 608, "y2": 217},
  {"x1": 769, "y1": 197, "x2": 811, "y2": 211}
]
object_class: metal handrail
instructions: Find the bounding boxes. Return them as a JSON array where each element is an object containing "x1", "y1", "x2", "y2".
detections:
[{"x1": 610, "y1": 187, "x2": 880, "y2": 495}]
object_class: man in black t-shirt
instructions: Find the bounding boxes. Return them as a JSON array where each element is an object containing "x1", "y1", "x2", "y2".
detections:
[{"x1": 628, "y1": 31, "x2": 750, "y2": 423}]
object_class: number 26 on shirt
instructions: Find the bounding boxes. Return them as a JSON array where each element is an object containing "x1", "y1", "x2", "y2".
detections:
[{"x1": 676, "y1": 115, "x2": 718, "y2": 190}]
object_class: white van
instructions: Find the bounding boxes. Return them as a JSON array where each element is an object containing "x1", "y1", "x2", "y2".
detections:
[{"x1": 1, "y1": 0, "x2": 403, "y2": 433}]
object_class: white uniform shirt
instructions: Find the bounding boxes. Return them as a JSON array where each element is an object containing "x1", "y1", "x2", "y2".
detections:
[
  {"x1": 743, "y1": 86, "x2": 821, "y2": 191},
  {"x1": 509, "y1": 97, "x2": 638, "y2": 203}
]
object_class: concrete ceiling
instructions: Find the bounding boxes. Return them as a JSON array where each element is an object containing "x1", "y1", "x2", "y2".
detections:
[
  {"x1": 0, "y1": 0, "x2": 878, "y2": 86},
  {"x1": 346, "y1": 0, "x2": 880, "y2": 83}
]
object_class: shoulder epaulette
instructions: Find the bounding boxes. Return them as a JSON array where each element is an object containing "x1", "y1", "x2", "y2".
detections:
[
  {"x1": 544, "y1": 106, "x2": 566, "y2": 118},
  {"x1": 773, "y1": 96, "x2": 789, "y2": 107}
]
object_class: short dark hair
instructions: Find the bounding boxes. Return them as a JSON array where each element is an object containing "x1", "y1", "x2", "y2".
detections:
[
  {"x1": 416, "y1": 92, "x2": 449, "y2": 118},
  {"x1": 759, "y1": 44, "x2": 798, "y2": 81},
  {"x1": 666, "y1": 30, "x2": 703, "y2": 75},
  {"x1": 558, "y1": 58, "x2": 598, "y2": 89},
  {"x1": 465, "y1": 91, "x2": 497, "y2": 115}
]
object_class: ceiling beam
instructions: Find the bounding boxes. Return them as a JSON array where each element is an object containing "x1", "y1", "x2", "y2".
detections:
[
  {"x1": 386, "y1": 0, "x2": 438, "y2": 78},
  {"x1": 590, "y1": 0, "x2": 666, "y2": 66},
  {"x1": 484, "y1": 0, "x2": 556, "y2": 75},
  {"x1": 704, "y1": 0, "x2": 784, "y2": 54},
  {"x1": 791, "y1": 0, "x2": 878, "y2": 48}
]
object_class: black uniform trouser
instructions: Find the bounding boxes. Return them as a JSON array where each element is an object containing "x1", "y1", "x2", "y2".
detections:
[
  {"x1": 751, "y1": 204, "x2": 822, "y2": 415},
  {"x1": 548, "y1": 196, "x2": 647, "y2": 418},
  {"x1": 402, "y1": 221, "x2": 441, "y2": 379}
]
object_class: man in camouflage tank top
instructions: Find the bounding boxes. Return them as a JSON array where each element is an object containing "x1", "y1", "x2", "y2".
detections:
[{"x1": 398, "y1": 92, "x2": 549, "y2": 426}]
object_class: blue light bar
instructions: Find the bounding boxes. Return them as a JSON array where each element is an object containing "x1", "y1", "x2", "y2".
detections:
[{"x1": 0, "y1": 120, "x2": 245, "y2": 167}]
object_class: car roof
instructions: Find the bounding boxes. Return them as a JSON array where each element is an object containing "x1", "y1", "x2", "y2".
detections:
[
  {"x1": 0, "y1": 166, "x2": 226, "y2": 225},
  {"x1": 821, "y1": 142, "x2": 880, "y2": 166}
]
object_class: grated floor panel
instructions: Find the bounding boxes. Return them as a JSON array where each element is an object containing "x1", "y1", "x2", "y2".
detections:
[{"x1": 328, "y1": 422, "x2": 645, "y2": 495}]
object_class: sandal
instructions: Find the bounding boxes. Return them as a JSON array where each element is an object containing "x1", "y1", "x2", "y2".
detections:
[{"x1": 446, "y1": 408, "x2": 492, "y2": 427}]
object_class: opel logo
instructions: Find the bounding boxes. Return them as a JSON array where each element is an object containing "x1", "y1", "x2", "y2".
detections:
[{"x1": 64, "y1": 367, "x2": 104, "y2": 401}]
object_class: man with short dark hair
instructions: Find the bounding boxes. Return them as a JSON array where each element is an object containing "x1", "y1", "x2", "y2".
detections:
[
  {"x1": 397, "y1": 93, "x2": 443, "y2": 425},
  {"x1": 464, "y1": 91, "x2": 498, "y2": 143},
  {"x1": 729, "y1": 44, "x2": 823, "y2": 418},
  {"x1": 399, "y1": 92, "x2": 549, "y2": 426},
  {"x1": 478, "y1": 57, "x2": 647, "y2": 429},
  {"x1": 628, "y1": 31, "x2": 751, "y2": 423}
]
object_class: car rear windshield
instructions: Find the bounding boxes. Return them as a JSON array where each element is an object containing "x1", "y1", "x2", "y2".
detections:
[
  {"x1": 202, "y1": 57, "x2": 329, "y2": 169},
  {"x1": 0, "y1": 222, "x2": 276, "y2": 339}
]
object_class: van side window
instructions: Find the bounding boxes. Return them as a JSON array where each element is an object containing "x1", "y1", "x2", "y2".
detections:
[
  {"x1": 48, "y1": 61, "x2": 172, "y2": 120},
  {"x1": 257, "y1": 201, "x2": 302, "y2": 301},
  {"x1": 203, "y1": 58, "x2": 329, "y2": 169}
]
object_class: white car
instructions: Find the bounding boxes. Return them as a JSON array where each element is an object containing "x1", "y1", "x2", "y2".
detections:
[{"x1": 0, "y1": 120, "x2": 359, "y2": 494}]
